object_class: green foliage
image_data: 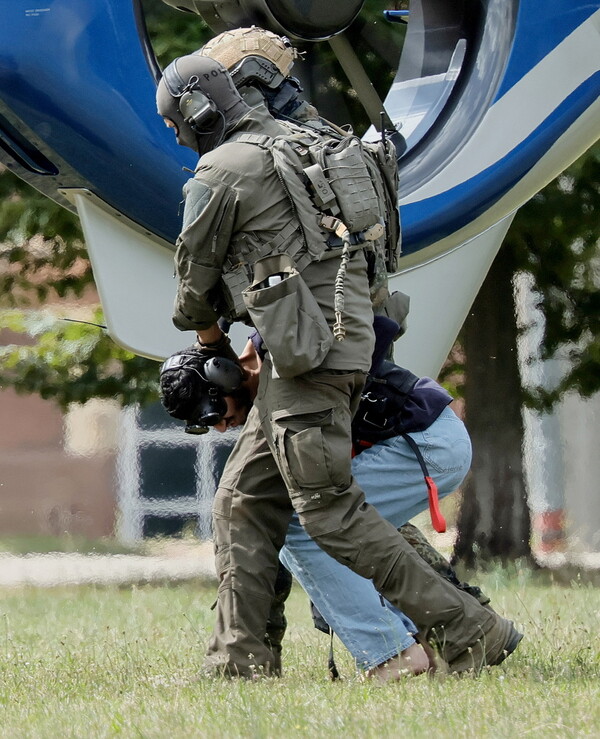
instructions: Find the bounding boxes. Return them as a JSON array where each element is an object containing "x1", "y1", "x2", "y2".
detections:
[
  {"x1": 0, "y1": 573, "x2": 599, "y2": 736},
  {"x1": 0, "y1": 167, "x2": 82, "y2": 244},
  {"x1": 0, "y1": 308, "x2": 159, "y2": 409},
  {"x1": 0, "y1": 168, "x2": 90, "y2": 307}
]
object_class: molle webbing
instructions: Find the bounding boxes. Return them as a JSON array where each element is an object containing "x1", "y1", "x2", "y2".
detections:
[
  {"x1": 221, "y1": 125, "x2": 393, "y2": 323},
  {"x1": 229, "y1": 129, "x2": 333, "y2": 267},
  {"x1": 229, "y1": 124, "x2": 400, "y2": 271},
  {"x1": 232, "y1": 126, "x2": 381, "y2": 232},
  {"x1": 222, "y1": 217, "x2": 307, "y2": 319}
]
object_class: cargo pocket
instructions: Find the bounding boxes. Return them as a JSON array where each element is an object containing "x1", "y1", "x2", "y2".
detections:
[
  {"x1": 212, "y1": 488, "x2": 232, "y2": 519},
  {"x1": 273, "y1": 408, "x2": 350, "y2": 514},
  {"x1": 242, "y1": 255, "x2": 333, "y2": 378}
]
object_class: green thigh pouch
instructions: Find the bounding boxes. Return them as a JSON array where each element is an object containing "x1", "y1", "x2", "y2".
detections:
[
  {"x1": 242, "y1": 255, "x2": 333, "y2": 378},
  {"x1": 273, "y1": 407, "x2": 352, "y2": 517}
]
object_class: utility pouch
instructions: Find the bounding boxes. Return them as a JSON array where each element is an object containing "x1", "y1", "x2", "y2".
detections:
[
  {"x1": 318, "y1": 136, "x2": 380, "y2": 233},
  {"x1": 242, "y1": 254, "x2": 333, "y2": 378},
  {"x1": 222, "y1": 262, "x2": 252, "y2": 321}
]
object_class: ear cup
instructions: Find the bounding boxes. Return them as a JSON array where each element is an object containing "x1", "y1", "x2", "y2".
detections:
[
  {"x1": 161, "y1": 58, "x2": 218, "y2": 130},
  {"x1": 203, "y1": 356, "x2": 244, "y2": 393},
  {"x1": 179, "y1": 89, "x2": 218, "y2": 130}
]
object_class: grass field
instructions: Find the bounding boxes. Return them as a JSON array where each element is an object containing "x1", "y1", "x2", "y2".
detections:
[{"x1": 1, "y1": 565, "x2": 599, "y2": 738}]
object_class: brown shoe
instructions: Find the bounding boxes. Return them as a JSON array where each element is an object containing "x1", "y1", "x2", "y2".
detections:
[{"x1": 448, "y1": 616, "x2": 523, "y2": 675}]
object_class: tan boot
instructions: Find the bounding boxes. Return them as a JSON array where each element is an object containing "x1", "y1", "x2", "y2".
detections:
[{"x1": 447, "y1": 616, "x2": 523, "y2": 674}]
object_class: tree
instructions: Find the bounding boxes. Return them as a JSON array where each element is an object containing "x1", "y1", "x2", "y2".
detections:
[
  {"x1": 508, "y1": 145, "x2": 600, "y2": 409},
  {"x1": 453, "y1": 143, "x2": 600, "y2": 565},
  {"x1": 453, "y1": 245, "x2": 532, "y2": 565}
]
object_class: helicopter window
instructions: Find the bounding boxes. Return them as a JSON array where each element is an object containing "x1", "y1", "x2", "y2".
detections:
[
  {"x1": 363, "y1": 38, "x2": 466, "y2": 149},
  {"x1": 137, "y1": 0, "x2": 521, "y2": 200},
  {"x1": 138, "y1": 1, "x2": 483, "y2": 156}
]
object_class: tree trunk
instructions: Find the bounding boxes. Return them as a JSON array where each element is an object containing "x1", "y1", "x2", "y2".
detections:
[{"x1": 453, "y1": 246, "x2": 532, "y2": 566}]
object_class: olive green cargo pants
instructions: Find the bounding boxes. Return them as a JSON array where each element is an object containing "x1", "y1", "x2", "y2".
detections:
[{"x1": 204, "y1": 363, "x2": 495, "y2": 677}]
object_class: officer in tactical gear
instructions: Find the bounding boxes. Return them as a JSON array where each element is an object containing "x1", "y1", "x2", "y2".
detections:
[
  {"x1": 160, "y1": 316, "x2": 503, "y2": 681},
  {"x1": 156, "y1": 51, "x2": 521, "y2": 678},
  {"x1": 196, "y1": 25, "x2": 403, "y2": 316}
]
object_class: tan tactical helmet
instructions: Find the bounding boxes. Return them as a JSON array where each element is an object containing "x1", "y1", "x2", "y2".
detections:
[{"x1": 198, "y1": 26, "x2": 298, "y2": 78}]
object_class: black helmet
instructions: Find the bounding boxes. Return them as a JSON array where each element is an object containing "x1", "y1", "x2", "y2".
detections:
[{"x1": 156, "y1": 55, "x2": 250, "y2": 153}]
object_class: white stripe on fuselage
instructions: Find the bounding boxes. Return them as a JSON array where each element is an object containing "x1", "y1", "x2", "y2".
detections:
[{"x1": 401, "y1": 9, "x2": 600, "y2": 204}]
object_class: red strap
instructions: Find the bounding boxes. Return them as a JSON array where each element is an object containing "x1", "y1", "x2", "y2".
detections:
[
  {"x1": 351, "y1": 440, "x2": 373, "y2": 458},
  {"x1": 425, "y1": 476, "x2": 446, "y2": 533},
  {"x1": 355, "y1": 438, "x2": 446, "y2": 532}
]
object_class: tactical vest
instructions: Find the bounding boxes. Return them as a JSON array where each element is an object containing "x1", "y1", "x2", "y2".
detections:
[
  {"x1": 220, "y1": 121, "x2": 400, "y2": 321},
  {"x1": 352, "y1": 361, "x2": 449, "y2": 536},
  {"x1": 353, "y1": 361, "x2": 420, "y2": 444}
]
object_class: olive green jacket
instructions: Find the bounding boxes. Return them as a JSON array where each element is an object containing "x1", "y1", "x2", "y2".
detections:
[{"x1": 173, "y1": 105, "x2": 374, "y2": 372}]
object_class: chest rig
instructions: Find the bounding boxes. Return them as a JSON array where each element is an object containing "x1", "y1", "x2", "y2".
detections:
[{"x1": 220, "y1": 121, "x2": 400, "y2": 331}]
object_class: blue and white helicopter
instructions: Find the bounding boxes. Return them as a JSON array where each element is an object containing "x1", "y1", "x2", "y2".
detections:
[{"x1": 1, "y1": 0, "x2": 599, "y2": 377}]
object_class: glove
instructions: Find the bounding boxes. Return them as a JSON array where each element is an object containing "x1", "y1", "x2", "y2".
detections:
[{"x1": 194, "y1": 332, "x2": 241, "y2": 367}]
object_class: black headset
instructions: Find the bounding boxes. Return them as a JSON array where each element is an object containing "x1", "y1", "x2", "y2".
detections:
[
  {"x1": 159, "y1": 353, "x2": 245, "y2": 435},
  {"x1": 162, "y1": 59, "x2": 219, "y2": 131}
]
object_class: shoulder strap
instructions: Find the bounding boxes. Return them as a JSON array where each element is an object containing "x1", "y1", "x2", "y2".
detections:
[
  {"x1": 227, "y1": 128, "x2": 333, "y2": 269},
  {"x1": 227, "y1": 131, "x2": 274, "y2": 148},
  {"x1": 369, "y1": 363, "x2": 419, "y2": 397}
]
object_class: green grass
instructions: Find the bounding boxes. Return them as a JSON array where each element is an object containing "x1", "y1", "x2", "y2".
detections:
[
  {"x1": 0, "y1": 535, "x2": 141, "y2": 556},
  {"x1": 0, "y1": 567, "x2": 599, "y2": 738}
]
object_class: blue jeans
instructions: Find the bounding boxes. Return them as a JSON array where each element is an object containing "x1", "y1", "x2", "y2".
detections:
[{"x1": 279, "y1": 405, "x2": 472, "y2": 670}]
